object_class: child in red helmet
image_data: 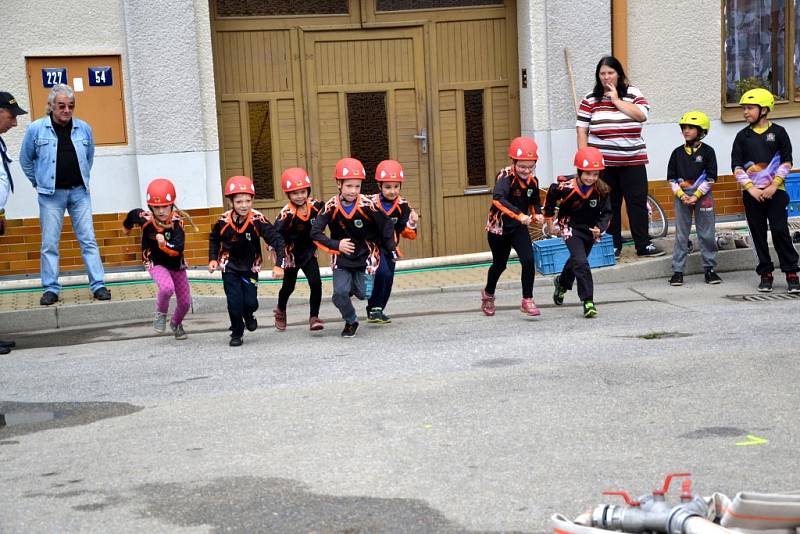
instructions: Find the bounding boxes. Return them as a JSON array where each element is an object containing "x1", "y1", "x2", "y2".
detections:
[
  {"x1": 311, "y1": 157, "x2": 397, "y2": 338},
  {"x1": 545, "y1": 147, "x2": 612, "y2": 318},
  {"x1": 272, "y1": 167, "x2": 326, "y2": 332},
  {"x1": 366, "y1": 159, "x2": 419, "y2": 324},
  {"x1": 482, "y1": 136, "x2": 544, "y2": 318},
  {"x1": 209, "y1": 175, "x2": 286, "y2": 346},
  {"x1": 123, "y1": 178, "x2": 192, "y2": 339}
]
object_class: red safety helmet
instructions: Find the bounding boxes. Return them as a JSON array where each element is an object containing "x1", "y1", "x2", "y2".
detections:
[
  {"x1": 281, "y1": 167, "x2": 313, "y2": 193},
  {"x1": 224, "y1": 175, "x2": 255, "y2": 197},
  {"x1": 333, "y1": 157, "x2": 366, "y2": 181},
  {"x1": 146, "y1": 178, "x2": 177, "y2": 206},
  {"x1": 574, "y1": 147, "x2": 605, "y2": 171},
  {"x1": 375, "y1": 160, "x2": 405, "y2": 182},
  {"x1": 508, "y1": 136, "x2": 539, "y2": 161}
]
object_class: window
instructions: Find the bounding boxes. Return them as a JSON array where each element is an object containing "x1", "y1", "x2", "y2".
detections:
[
  {"x1": 216, "y1": 0, "x2": 348, "y2": 17},
  {"x1": 347, "y1": 92, "x2": 388, "y2": 196},
  {"x1": 723, "y1": 0, "x2": 800, "y2": 118},
  {"x1": 464, "y1": 90, "x2": 487, "y2": 187},
  {"x1": 377, "y1": 0, "x2": 502, "y2": 10},
  {"x1": 248, "y1": 102, "x2": 273, "y2": 200}
]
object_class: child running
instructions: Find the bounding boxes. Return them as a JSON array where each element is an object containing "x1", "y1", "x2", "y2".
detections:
[
  {"x1": 366, "y1": 159, "x2": 419, "y2": 324},
  {"x1": 272, "y1": 167, "x2": 325, "y2": 331},
  {"x1": 123, "y1": 178, "x2": 192, "y2": 339},
  {"x1": 732, "y1": 88, "x2": 799, "y2": 293},
  {"x1": 546, "y1": 147, "x2": 612, "y2": 318},
  {"x1": 311, "y1": 157, "x2": 396, "y2": 338},
  {"x1": 209, "y1": 175, "x2": 286, "y2": 346},
  {"x1": 667, "y1": 111, "x2": 721, "y2": 286},
  {"x1": 482, "y1": 136, "x2": 543, "y2": 317}
]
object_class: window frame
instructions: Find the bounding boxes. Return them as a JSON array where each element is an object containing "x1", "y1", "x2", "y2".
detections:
[{"x1": 721, "y1": 0, "x2": 800, "y2": 122}]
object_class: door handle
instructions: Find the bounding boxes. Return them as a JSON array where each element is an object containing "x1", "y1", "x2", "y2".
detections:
[{"x1": 413, "y1": 128, "x2": 428, "y2": 154}]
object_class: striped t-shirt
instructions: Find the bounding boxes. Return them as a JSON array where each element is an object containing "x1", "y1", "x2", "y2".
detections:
[{"x1": 576, "y1": 85, "x2": 650, "y2": 166}]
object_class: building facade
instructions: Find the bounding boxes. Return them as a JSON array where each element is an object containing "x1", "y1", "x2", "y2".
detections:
[{"x1": 1, "y1": 0, "x2": 797, "y2": 275}]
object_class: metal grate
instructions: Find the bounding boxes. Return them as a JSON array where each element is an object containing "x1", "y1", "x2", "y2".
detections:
[
  {"x1": 377, "y1": 0, "x2": 503, "y2": 10},
  {"x1": 248, "y1": 101, "x2": 273, "y2": 200},
  {"x1": 216, "y1": 0, "x2": 348, "y2": 17},
  {"x1": 464, "y1": 89, "x2": 487, "y2": 187},
  {"x1": 347, "y1": 92, "x2": 388, "y2": 196},
  {"x1": 726, "y1": 293, "x2": 800, "y2": 302}
]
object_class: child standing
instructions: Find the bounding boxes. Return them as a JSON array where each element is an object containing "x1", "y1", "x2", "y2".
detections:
[
  {"x1": 482, "y1": 136, "x2": 543, "y2": 317},
  {"x1": 209, "y1": 175, "x2": 286, "y2": 346},
  {"x1": 667, "y1": 111, "x2": 721, "y2": 286},
  {"x1": 546, "y1": 147, "x2": 612, "y2": 318},
  {"x1": 731, "y1": 88, "x2": 799, "y2": 293},
  {"x1": 366, "y1": 159, "x2": 419, "y2": 324},
  {"x1": 311, "y1": 157, "x2": 396, "y2": 338},
  {"x1": 272, "y1": 167, "x2": 325, "y2": 331},
  {"x1": 123, "y1": 178, "x2": 191, "y2": 339}
]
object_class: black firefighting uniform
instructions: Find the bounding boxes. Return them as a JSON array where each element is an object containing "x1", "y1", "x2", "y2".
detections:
[
  {"x1": 311, "y1": 194, "x2": 396, "y2": 323},
  {"x1": 209, "y1": 209, "x2": 286, "y2": 337},
  {"x1": 544, "y1": 177, "x2": 612, "y2": 302},
  {"x1": 484, "y1": 166, "x2": 541, "y2": 298},
  {"x1": 367, "y1": 194, "x2": 417, "y2": 313},
  {"x1": 273, "y1": 199, "x2": 325, "y2": 318},
  {"x1": 123, "y1": 209, "x2": 186, "y2": 270},
  {"x1": 731, "y1": 123, "x2": 799, "y2": 275}
]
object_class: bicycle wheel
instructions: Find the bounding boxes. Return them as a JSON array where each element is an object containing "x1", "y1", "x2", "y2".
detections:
[{"x1": 647, "y1": 195, "x2": 668, "y2": 238}]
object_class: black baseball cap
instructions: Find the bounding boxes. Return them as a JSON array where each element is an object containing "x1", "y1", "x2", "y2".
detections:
[{"x1": 0, "y1": 92, "x2": 28, "y2": 116}]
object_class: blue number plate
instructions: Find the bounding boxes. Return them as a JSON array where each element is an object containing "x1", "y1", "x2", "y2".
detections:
[
  {"x1": 88, "y1": 66, "x2": 113, "y2": 87},
  {"x1": 41, "y1": 68, "x2": 67, "y2": 88}
]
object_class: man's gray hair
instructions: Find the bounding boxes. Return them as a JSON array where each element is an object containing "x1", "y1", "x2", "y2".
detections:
[{"x1": 46, "y1": 84, "x2": 75, "y2": 114}]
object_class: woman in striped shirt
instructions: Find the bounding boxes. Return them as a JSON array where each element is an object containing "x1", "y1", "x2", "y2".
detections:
[{"x1": 576, "y1": 56, "x2": 664, "y2": 258}]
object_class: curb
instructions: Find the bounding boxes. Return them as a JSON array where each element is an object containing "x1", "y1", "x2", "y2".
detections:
[{"x1": 0, "y1": 246, "x2": 761, "y2": 334}]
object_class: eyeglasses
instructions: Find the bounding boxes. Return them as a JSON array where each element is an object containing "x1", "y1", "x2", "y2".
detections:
[{"x1": 56, "y1": 103, "x2": 75, "y2": 111}]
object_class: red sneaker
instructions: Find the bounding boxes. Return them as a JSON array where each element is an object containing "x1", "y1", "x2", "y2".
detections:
[
  {"x1": 480, "y1": 289, "x2": 496, "y2": 316},
  {"x1": 309, "y1": 316, "x2": 324, "y2": 331},
  {"x1": 274, "y1": 308, "x2": 287, "y2": 331},
  {"x1": 520, "y1": 298, "x2": 541, "y2": 316}
]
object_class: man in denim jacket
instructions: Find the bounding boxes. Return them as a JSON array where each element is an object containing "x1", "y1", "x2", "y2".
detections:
[{"x1": 19, "y1": 84, "x2": 109, "y2": 305}]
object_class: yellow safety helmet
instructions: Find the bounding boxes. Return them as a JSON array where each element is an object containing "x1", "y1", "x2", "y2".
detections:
[
  {"x1": 739, "y1": 88, "x2": 775, "y2": 111},
  {"x1": 678, "y1": 111, "x2": 710, "y2": 134}
]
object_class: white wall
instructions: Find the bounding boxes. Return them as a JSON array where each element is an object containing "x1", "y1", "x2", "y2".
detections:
[{"x1": 0, "y1": 0, "x2": 221, "y2": 219}]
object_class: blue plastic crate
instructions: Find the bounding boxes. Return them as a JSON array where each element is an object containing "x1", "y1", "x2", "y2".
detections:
[
  {"x1": 533, "y1": 234, "x2": 616, "y2": 275},
  {"x1": 785, "y1": 173, "x2": 800, "y2": 204},
  {"x1": 787, "y1": 201, "x2": 800, "y2": 217}
]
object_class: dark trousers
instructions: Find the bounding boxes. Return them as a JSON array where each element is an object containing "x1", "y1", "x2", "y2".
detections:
[
  {"x1": 485, "y1": 228, "x2": 535, "y2": 298},
  {"x1": 223, "y1": 270, "x2": 259, "y2": 337},
  {"x1": 277, "y1": 257, "x2": 322, "y2": 317},
  {"x1": 367, "y1": 250, "x2": 396, "y2": 312},
  {"x1": 332, "y1": 267, "x2": 368, "y2": 323},
  {"x1": 559, "y1": 229, "x2": 595, "y2": 301},
  {"x1": 604, "y1": 165, "x2": 651, "y2": 252},
  {"x1": 743, "y1": 189, "x2": 800, "y2": 275}
]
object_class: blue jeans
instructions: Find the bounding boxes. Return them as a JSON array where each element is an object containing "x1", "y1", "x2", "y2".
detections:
[{"x1": 38, "y1": 187, "x2": 105, "y2": 293}]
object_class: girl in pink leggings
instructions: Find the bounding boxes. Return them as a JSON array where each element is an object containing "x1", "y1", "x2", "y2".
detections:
[{"x1": 123, "y1": 178, "x2": 192, "y2": 340}]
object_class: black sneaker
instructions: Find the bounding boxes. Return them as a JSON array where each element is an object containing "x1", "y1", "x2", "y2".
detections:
[
  {"x1": 614, "y1": 247, "x2": 622, "y2": 259},
  {"x1": 93, "y1": 287, "x2": 111, "y2": 300},
  {"x1": 245, "y1": 316, "x2": 258, "y2": 332},
  {"x1": 229, "y1": 335, "x2": 243, "y2": 347},
  {"x1": 758, "y1": 272, "x2": 773, "y2": 293},
  {"x1": 552, "y1": 275, "x2": 566, "y2": 305},
  {"x1": 705, "y1": 270, "x2": 722, "y2": 285},
  {"x1": 787, "y1": 272, "x2": 800, "y2": 294},
  {"x1": 637, "y1": 243, "x2": 665, "y2": 257},
  {"x1": 669, "y1": 272, "x2": 683, "y2": 286},
  {"x1": 40, "y1": 291, "x2": 59, "y2": 306},
  {"x1": 341, "y1": 321, "x2": 359, "y2": 338}
]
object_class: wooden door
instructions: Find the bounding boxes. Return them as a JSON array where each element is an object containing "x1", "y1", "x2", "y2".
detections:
[{"x1": 302, "y1": 27, "x2": 433, "y2": 259}]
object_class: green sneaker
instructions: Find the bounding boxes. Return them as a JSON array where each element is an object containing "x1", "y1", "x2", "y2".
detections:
[
  {"x1": 552, "y1": 276, "x2": 567, "y2": 306},
  {"x1": 583, "y1": 300, "x2": 598, "y2": 318},
  {"x1": 368, "y1": 307, "x2": 389, "y2": 323}
]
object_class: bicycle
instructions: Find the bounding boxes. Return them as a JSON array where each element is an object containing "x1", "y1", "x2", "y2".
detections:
[{"x1": 646, "y1": 194, "x2": 668, "y2": 239}]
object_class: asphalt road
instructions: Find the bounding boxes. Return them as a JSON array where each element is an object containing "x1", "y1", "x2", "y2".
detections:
[{"x1": 1, "y1": 270, "x2": 799, "y2": 533}]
